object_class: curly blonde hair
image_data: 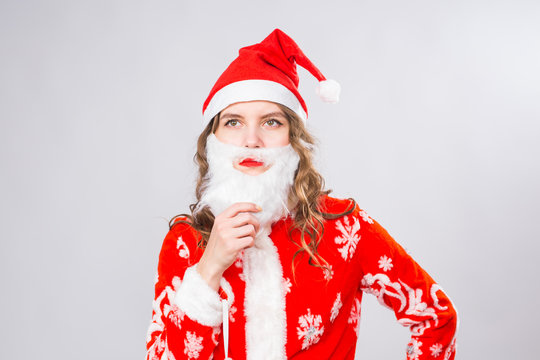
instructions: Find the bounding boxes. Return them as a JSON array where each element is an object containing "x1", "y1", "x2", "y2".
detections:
[{"x1": 170, "y1": 103, "x2": 354, "y2": 274}]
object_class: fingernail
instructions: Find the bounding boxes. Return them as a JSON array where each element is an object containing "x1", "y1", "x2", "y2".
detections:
[{"x1": 256, "y1": 205, "x2": 262, "y2": 211}]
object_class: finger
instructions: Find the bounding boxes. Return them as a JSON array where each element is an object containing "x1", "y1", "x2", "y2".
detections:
[
  {"x1": 230, "y1": 224, "x2": 257, "y2": 239},
  {"x1": 222, "y1": 202, "x2": 262, "y2": 218},
  {"x1": 236, "y1": 236, "x2": 255, "y2": 249},
  {"x1": 229, "y1": 213, "x2": 260, "y2": 231}
]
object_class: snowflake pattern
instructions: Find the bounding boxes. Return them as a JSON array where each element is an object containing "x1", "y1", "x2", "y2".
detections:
[
  {"x1": 406, "y1": 339, "x2": 423, "y2": 360},
  {"x1": 229, "y1": 305, "x2": 237, "y2": 322},
  {"x1": 378, "y1": 255, "x2": 393, "y2": 272},
  {"x1": 347, "y1": 297, "x2": 362, "y2": 336},
  {"x1": 330, "y1": 293, "x2": 342, "y2": 322},
  {"x1": 360, "y1": 273, "x2": 407, "y2": 311},
  {"x1": 430, "y1": 343, "x2": 443, "y2": 357},
  {"x1": 359, "y1": 210, "x2": 374, "y2": 224},
  {"x1": 282, "y1": 277, "x2": 292, "y2": 295},
  {"x1": 297, "y1": 308, "x2": 324, "y2": 350},
  {"x1": 236, "y1": 251, "x2": 246, "y2": 281},
  {"x1": 399, "y1": 281, "x2": 439, "y2": 336},
  {"x1": 177, "y1": 236, "x2": 190, "y2": 259},
  {"x1": 334, "y1": 216, "x2": 361, "y2": 261},
  {"x1": 146, "y1": 335, "x2": 165, "y2": 360},
  {"x1": 444, "y1": 337, "x2": 457, "y2": 360},
  {"x1": 211, "y1": 327, "x2": 221, "y2": 346},
  {"x1": 361, "y1": 273, "x2": 446, "y2": 337},
  {"x1": 168, "y1": 304, "x2": 185, "y2": 328},
  {"x1": 146, "y1": 276, "x2": 181, "y2": 344},
  {"x1": 184, "y1": 331, "x2": 204, "y2": 359},
  {"x1": 323, "y1": 265, "x2": 334, "y2": 281},
  {"x1": 234, "y1": 251, "x2": 244, "y2": 268}
]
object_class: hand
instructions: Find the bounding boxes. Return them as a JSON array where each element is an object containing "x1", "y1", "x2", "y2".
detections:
[{"x1": 197, "y1": 202, "x2": 261, "y2": 291}]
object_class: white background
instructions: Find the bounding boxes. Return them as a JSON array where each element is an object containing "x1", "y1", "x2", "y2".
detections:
[{"x1": 1, "y1": 0, "x2": 539, "y2": 359}]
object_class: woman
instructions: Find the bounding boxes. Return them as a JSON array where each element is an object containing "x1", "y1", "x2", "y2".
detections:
[{"x1": 146, "y1": 29, "x2": 458, "y2": 360}]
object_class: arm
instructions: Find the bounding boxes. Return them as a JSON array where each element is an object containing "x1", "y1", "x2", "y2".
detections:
[
  {"x1": 145, "y1": 222, "x2": 222, "y2": 360},
  {"x1": 355, "y1": 210, "x2": 458, "y2": 360},
  {"x1": 146, "y1": 202, "x2": 261, "y2": 360}
]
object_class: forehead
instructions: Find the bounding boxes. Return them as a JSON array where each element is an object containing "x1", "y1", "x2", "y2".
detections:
[{"x1": 220, "y1": 100, "x2": 286, "y2": 117}]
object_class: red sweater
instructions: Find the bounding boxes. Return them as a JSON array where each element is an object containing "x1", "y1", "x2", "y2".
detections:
[{"x1": 146, "y1": 196, "x2": 458, "y2": 360}]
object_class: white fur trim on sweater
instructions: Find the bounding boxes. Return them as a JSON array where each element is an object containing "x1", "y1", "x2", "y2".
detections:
[
  {"x1": 203, "y1": 79, "x2": 307, "y2": 123},
  {"x1": 174, "y1": 264, "x2": 226, "y2": 327},
  {"x1": 243, "y1": 226, "x2": 287, "y2": 359}
]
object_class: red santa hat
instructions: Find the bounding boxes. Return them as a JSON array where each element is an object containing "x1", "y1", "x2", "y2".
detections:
[{"x1": 202, "y1": 29, "x2": 340, "y2": 123}]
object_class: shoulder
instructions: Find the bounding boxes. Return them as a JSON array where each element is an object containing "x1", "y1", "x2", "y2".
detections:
[
  {"x1": 319, "y1": 194, "x2": 384, "y2": 237},
  {"x1": 155, "y1": 216, "x2": 203, "y2": 284},
  {"x1": 159, "y1": 216, "x2": 203, "y2": 261},
  {"x1": 318, "y1": 194, "x2": 373, "y2": 221},
  {"x1": 168, "y1": 215, "x2": 198, "y2": 238},
  {"x1": 318, "y1": 194, "x2": 356, "y2": 217}
]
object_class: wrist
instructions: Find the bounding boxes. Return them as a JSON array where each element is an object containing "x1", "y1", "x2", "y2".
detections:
[{"x1": 196, "y1": 259, "x2": 223, "y2": 291}]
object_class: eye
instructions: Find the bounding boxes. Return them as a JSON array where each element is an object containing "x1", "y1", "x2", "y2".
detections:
[
  {"x1": 224, "y1": 119, "x2": 240, "y2": 127},
  {"x1": 265, "y1": 119, "x2": 283, "y2": 127}
]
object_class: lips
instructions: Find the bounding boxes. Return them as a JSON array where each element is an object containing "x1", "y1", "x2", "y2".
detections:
[{"x1": 239, "y1": 158, "x2": 264, "y2": 167}]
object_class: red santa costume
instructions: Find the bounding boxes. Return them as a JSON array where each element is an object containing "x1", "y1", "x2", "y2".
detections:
[{"x1": 145, "y1": 29, "x2": 458, "y2": 360}]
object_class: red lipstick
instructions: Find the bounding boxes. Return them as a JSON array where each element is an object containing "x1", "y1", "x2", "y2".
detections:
[{"x1": 239, "y1": 158, "x2": 264, "y2": 167}]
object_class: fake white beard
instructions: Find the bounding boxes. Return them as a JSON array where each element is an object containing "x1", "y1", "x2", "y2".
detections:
[{"x1": 196, "y1": 134, "x2": 300, "y2": 230}]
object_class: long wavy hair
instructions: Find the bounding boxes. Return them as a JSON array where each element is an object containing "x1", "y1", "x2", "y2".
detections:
[{"x1": 170, "y1": 103, "x2": 355, "y2": 274}]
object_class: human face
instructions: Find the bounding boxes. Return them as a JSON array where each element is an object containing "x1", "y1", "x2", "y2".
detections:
[{"x1": 214, "y1": 101, "x2": 290, "y2": 176}]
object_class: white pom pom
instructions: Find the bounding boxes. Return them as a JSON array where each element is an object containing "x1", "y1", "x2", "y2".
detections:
[{"x1": 316, "y1": 79, "x2": 341, "y2": 103}]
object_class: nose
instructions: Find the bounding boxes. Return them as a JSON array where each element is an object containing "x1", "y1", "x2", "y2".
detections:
[{"x1": 243, "y1": 125, "x2": 264, "y2": 148}]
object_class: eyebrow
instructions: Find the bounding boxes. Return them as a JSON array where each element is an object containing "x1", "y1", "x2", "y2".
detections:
[
  {"x1": 261, "y1": 112, "x2": 286, "y2": 119},
  {"x1": 220, "y1": 111, "x2": 286, "y2": 120}
]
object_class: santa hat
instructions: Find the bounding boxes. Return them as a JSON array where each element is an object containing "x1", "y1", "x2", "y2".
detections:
[{"x1": 202, "y1": 29, "x2": 340, "y2": 123}]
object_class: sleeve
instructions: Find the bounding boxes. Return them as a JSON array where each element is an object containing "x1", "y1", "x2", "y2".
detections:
[
  {"x1": 355, "y1": 210, "x2": 458, "y2": 360},
  {"x1": 145, "y1": 222, "x2": 223, "y2": 360}
]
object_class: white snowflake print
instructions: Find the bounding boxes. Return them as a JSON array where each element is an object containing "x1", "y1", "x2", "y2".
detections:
[
  {"x1": 334, "y1": 216, "x2": 361, "y2": 261},
  {"x1": 146, "y1": 276, "x2": 181, "y2": 344},
  {"x1": 168, "y1": 304, "x2": 185, "y2": 328},
  {"x1": 406, "y1": 339, "x2": 423, "y2": 360},
  {"x1": 360, "y1": 273, "x2": 407, "y2": 311},
  {"x1": 330, "y1": 293, "x2": 342, "y2": 322},
  {"x1": 444, "y1": 337, "x2": 457, "y2": 360},
  {"x1": 347, "y1": 297, "x2": 362, "y2": 336},
  {"x1": 211, "y1": 326, "x2": 221, "y2": 346},
  {"x1": 177, "y1": 236, "x2": 190, "y2": 259},
  {"x1": 323, "y1": 265, "x2": 334, "y2": 281},
  {"x1": 297, "y1": 308, "x2": 325, "y2": 350},
  {"x1": 282, "y1": 277, "x2": 292, "y2": 295},
  {"x1": 430, "y1": 343, "x2": 443, "y2": 357},
  {"x1": 359, "y1": 210, "x2": 374, "y2": 224},
  {"x1": 184, "y1": 331, "x2": 204, "y2": 359},
  {"x1": 399, "y1": 281, "x2": 439, "y2": 336},
  {"x1": 378, "y1": 255, "x2": 393, "y2": 272},
  {"x1": 146, "y1": 334, "x2": 165, "y2": 360},
  {"x1": 229, "y1": 305, "x2": 237, "y2": 322},
  {"x1": 235, "y1": 251, "x2": 246, "y2": 281},
  {"x1": 234, "y1": 250, "x2": 244, "y2": 268}
]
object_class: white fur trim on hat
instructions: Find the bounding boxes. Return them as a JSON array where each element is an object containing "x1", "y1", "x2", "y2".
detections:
[{"x1": 203, "y1": 79, "x2": 307, "y2": 123}]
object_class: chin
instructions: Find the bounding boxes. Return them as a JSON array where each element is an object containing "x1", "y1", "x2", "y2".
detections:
[{"x1": 237, "y1": 167, "x2": 267, "y2": 176}]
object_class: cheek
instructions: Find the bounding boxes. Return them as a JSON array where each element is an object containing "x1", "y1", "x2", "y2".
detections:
[
  {"x1": 266, "y1": 129, "x2": 290, "y2": 147},
  {"x1": 214, "y1": 128, "x2": 242, "y2": 146}
]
